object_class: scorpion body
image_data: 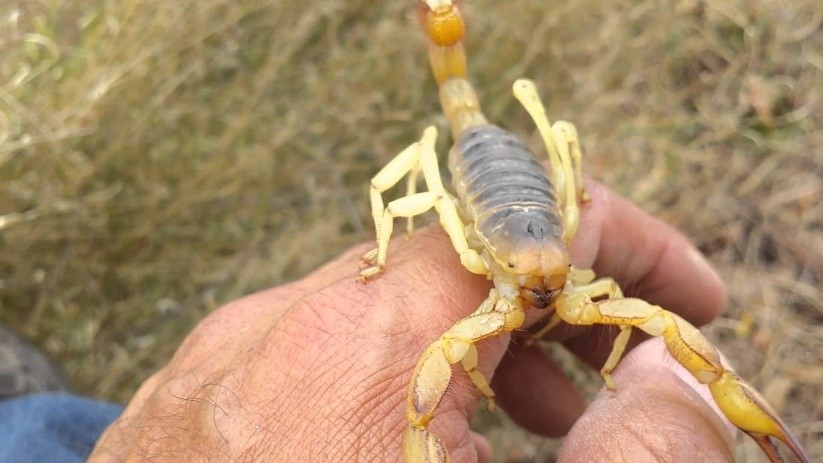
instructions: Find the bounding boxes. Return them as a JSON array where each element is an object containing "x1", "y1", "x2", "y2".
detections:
[
  {"x1": 359, "y1": 1, "x2": 811, "y2": 462},
  {"x1": 452, "y1": 124, "x2": 566, "y2": 285}
]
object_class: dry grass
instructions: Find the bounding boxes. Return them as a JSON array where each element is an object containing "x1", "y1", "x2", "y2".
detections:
[{"x1": 0, "y1": 0, "x2": 820, "y2": 461}]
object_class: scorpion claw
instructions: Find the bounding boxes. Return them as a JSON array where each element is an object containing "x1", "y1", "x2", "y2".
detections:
[
  {"x1": 709, "y1": 372, "x2": 811, "y2": 463},
  {"x1": 403, "y1": 427, "x2": 450, "y2": 463}
]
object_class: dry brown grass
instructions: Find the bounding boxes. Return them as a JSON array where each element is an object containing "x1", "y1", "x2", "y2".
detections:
[{"x1": 0, "y1": 0, "x2": 820, "y2": 461}]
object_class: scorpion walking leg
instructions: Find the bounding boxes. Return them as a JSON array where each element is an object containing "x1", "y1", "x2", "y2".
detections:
[
  {"x1": 554, "y1": 294, "x2": 811, "y2": 463},
  {"x1": 553, "y1": 121, "x2": 589, "y2": 203},
  {"x1": 565, "y1": 277, "x2": 628, "y2": 390},
  {"x1": 405, "y1": 292, "x2": 526, "y2": 463},
  {"x1": 360, "y1": 126, "x2": 486, "y2": 280},
  {"x1": 512, "y1": 79, "x2": 583, "y2": 243},
  {"x1": 599, "y1": 326, "x2": 632, "y2": 391},
  {"x1": 360, "y1": 127, "x2": 436, "y2": 275},
  {"x1": 512, "y1": 79, "x2": 569, "y2": 206},
  {"x1": 527, "y1": 275, "x2": 622, "y2": 345},
  {"x1": 405, "y1": 154, "x2": 422, "y2": 237},
  {"x1": 461, "y1": 344, "x2": 496, "y2": 410}
]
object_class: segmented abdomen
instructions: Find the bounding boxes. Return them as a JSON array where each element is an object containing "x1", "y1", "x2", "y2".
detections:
[{"x1": 449, "y1": 124, "x2": 564, "y2": 247}]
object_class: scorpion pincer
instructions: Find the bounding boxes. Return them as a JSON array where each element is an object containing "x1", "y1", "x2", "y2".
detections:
[{"x1": 359, "y1": 1, "x2": 812, "y2": 462}]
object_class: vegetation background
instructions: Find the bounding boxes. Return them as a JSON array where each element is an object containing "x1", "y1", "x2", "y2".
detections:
[{"x1": 1, "y1": 0, "x2": 820, "y2": 461}]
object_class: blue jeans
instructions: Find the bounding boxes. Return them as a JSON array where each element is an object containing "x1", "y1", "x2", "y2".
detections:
[{"x1": 0, "y1": 393, "x2": 122, "y2": 463}]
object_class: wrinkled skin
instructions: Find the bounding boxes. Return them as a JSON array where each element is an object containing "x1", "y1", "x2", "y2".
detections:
[{"x1": 89, "y1": 181, "x2": 733, "y2": 463}]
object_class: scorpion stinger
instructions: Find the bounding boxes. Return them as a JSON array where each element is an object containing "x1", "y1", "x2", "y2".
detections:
[{"x1": 358, "y1": 1, "x2": 812, "y2": 462}]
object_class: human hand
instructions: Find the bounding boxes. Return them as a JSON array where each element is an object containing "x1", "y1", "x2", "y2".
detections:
[{"x1": 88, "y1": 180, "x2": 730, "y2": 462}]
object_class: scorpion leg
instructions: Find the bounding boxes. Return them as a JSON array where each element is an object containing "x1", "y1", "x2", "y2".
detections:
[
  {"x1": 405, "y1": 291, "x2": 526, "y2": 463},
  {"x1": 360, "y1": 127, "x2": 435, "y2": 275},
  {"x1": 569, "y1": 267, "x2": 596, "y2": 285},
  {"x1": 524, "y1": 313, "x2": 562, "y2": 346},
  {"x1": 461, "y1": 343, "x2": 496, "y2": 410},
  {"x1": 553, "y1": 121, "x2": 590, "y2": 203},
  {"x1": 527, "y1": 274, "x2": 623, "y2": 346},
  {"x1": 405, "y1": 153, "x2": 422, "y2": 237},
  {"x1": 599, "y1": 326, "x2": 632, "y2": 391},
  {"x1": 554, "y1": 293, "x2": 812, "y2": 463},
  {"x1": 360, "y1": 126, "x2": 485, "y2": 280},
  {"x1": 512, "y1": 79, "x2": 583, "y2": 244},
  {"x1": 566, "y1": 277, "x2": 628, "y2": 389}
]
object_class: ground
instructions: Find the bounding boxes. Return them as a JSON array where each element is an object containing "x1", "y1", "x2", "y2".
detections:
[{"x1": 0, "y1": 0, "x2": 820, "y2": 461}]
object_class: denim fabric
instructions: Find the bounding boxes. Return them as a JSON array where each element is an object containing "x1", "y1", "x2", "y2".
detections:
[{"x1": 0, "y1": 393, "x2": 122, "y2": 463}]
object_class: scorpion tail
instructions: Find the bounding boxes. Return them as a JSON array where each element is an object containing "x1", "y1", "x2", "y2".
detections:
[
  {"x1": 708, "y1": 372, "x2": 811, "y2": 463},
  {"x1": 417, "y1": 1, "x2": 488, "y2": 140},
  {"x1": 417, "y1": 0, "x2": 468, "y2": 85}
]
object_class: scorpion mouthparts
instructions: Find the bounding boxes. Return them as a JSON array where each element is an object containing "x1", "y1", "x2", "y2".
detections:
[
  {"x1": 522, "y1": 287, "x2": 558, "y2": 309},
  {"x1": 533, "y1": 290, "x2": 552, "y2": 309}
]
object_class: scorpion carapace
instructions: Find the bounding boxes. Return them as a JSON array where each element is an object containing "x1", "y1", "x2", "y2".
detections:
[{"x1": 359, "y1": 1, "x2": 812, "y2": 462}]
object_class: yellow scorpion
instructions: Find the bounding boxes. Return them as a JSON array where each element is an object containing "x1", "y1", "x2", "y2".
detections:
[{"x1": 359, "y1": 1, "x2": 811, "y2": 462}]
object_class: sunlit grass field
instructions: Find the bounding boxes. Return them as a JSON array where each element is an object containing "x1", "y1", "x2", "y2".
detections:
[{"x1": 1, "y1": 0, "x2": 820, "y2": 461}]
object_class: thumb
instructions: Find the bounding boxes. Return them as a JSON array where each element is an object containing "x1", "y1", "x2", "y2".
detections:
[{"x1": 559, "y1": 338, "x2": 736, "y2": 463}]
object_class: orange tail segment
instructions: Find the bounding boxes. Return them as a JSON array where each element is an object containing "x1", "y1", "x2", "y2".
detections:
[
  {"x1": 417, "y1": 1, "x2": 487, "y2": 140},
  {"x1": 417, "y1": 0, "x2": 468, "y2": 84}
]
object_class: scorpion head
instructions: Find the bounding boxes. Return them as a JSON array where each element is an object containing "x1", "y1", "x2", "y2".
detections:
[
  {"x1": 513, "y1": 254, "x2": 569, "y2": 310},
  {"x1": 488, "y1": 215, "x2": 570, "y2": 309}
]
